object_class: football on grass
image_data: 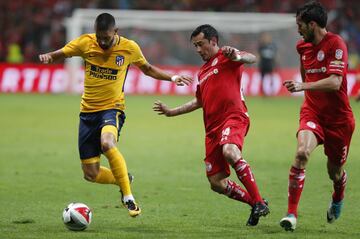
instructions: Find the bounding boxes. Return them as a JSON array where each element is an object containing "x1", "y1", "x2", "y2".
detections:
[{"x1": 62, "y1": 202, "x2": 92, "y2": 231}]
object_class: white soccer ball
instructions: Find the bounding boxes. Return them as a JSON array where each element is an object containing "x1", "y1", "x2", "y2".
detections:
[{"x1": 62, "y1": 202, "x2": 92, "y2": 231}]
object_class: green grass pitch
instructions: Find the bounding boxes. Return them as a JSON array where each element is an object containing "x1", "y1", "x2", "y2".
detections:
[{"x1": 0, "y1": 94, "x2": 359, "y2": 239}]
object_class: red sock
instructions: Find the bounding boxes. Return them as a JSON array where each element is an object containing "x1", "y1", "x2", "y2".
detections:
[
  {"x1": 233, "y1": 159, "x2": 262, "y2": 203},
  {"x1": 224, "y1": 179, "x2": 253, "y2": 206},
  {"x1": 332, "y1": 170, "x2": 347, "y2": 203},
  {"x1": 288, "y1": 166, "x2": 306, "y2": 217}
]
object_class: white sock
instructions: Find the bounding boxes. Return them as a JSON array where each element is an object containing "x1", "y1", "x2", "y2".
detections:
[{"x1": 123, "y1": 195, "x2": 135, "y2": 203}]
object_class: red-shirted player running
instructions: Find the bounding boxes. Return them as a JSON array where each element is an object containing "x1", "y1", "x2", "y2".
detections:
[
  {"x1": 280, "y1": 1, "x2": 355, "y2": 231},
  {"x1": 153, "y1": 24, "x2": 269, "y2": 226}
]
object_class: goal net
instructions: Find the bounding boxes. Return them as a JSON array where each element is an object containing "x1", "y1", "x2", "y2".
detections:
[
  {"x1": 66, "y1": 9, "x2": 297, "y2": 66},
  {"x1": 64, "y1": 9, "x2": 299, "y2": 95}
]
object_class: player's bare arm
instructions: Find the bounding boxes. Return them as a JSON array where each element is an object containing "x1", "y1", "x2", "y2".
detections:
[
  {"x1": 153, "y1": 98, "x2": 201, "y2": 117},
  {"x1": 221, "y1": 46, "x2": 256, "y2": 64},
  {"x1": 300, "y1": 62, "x2": 305, "y2": 82},
  {"x1": 139, "y1": 63, "x2": 193, "y2": 86},
  {"x1": 283, "y1": 74, "x2": 342, "y2": 93},
  {"x1": 39, "y1": 49, "x2": 66, "y2": 64}
]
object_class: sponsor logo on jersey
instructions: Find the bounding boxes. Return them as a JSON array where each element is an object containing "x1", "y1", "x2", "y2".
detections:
[
  {"x1": 317, "y1": 50, "x2": 325, "y2": 61},
  {"x1": 115, "y1": 55, "x2": 125, "y2": 66},
  {"x1": 305, "y1": 67, "x2": 326, "y2": 74},
  {"x1": 302, "y1": 55, "x2": 306, "y2": 61},
  {"x1": 306, "y1": 121, "x2": 316, "y2": 129},
  {"x1": 335, "y1": 49, "x2": 343, "y2": 60},
  {"x1": 89, "y1": 65, "x2": 118, "y2": 80},
  {"x1": 199, "y1": 68, "x2": 219, "y2": 84}
]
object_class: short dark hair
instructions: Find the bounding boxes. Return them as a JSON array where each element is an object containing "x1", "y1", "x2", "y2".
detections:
[
  {"x1": 296, "y1": 1, "x2": 327, "y2": 28},
  {"x1": 190, "y1": 24, "x2": 219, "y2": 44},
  {"x1": 95, "y1": 13, "x2": 115, "y2": 31}
]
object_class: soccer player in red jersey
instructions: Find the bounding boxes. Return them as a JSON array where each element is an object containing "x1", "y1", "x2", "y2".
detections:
[
  {"x1": 153, "y1": 24, "x2": 269, "y2": 226},
  {"x1": 280, "y1": 1, "x2": 355, "y2": 231}
]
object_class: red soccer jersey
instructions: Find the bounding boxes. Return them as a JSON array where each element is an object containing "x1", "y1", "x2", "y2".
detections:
[
  {"x1": 196, "y1": 50, "x2": 249, "y2": 135},
  {"x1": 297, "y1": 32, "x2": 354, "y2": 124}
]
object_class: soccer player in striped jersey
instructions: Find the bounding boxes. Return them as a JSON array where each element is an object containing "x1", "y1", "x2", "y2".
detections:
[
  {"x1": 280, "y1": 1, "x2": 355, "y2": 231},
  {"x1": 39, "y1": 13, "x2": 192, "y2": 217},
  {"x1": 153, "y1": 24, "x2": 269, "y2": 226}
]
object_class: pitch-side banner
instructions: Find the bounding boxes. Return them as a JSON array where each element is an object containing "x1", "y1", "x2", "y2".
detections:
[{"x1": 0, "y1": 63, "x2": 359, "y2": 96}]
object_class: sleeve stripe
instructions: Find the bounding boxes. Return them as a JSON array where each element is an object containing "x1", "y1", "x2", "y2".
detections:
[
  {"x1": 329, "y1": 65, "x2": 345, "y2": 68},
  {"x1": 329, "y1": 69, "x2": 344, "y2": 73},
  {"x1": 330, "y1": 61, "x2": 345, "y2": 65}
]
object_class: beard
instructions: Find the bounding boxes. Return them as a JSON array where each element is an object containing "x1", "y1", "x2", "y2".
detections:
[
  {"x1": 303, "y1": 30, "x2": 315, "y2": 43},
  {"x1": 99, "y1": 36, "x2": 115, "y2": 50},
  {"x1": 100, "y1": 44, "x2": 110, "y2": 50}
]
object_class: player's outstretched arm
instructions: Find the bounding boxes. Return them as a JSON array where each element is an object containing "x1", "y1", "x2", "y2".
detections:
[
  {"x1": 153, "y1": 98, "x2": 201, "y2": 117},
  {"x1": 139, "y1": 63, "x2": 193, "y2": 86},
  {"x1": 221, "y1": 46, "x2": 256, "y2": 64},
  {"x1": 283, "y1": 74, "x2": 342, "y2": 93},
  {"x1": 39, "y1": 49, "x2": 66, "y2": 64}
]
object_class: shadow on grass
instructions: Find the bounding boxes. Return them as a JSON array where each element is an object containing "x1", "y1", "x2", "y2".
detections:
[{"x1": 12, "y1": 219, "x2": 35, "y2": 224}]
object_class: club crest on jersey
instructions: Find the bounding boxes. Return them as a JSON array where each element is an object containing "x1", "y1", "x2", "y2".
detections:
[
  {"x1": 306, "y1": 121, "x2": 316, "y2": 129},
  {"x1": 115, "y1": 55, "x2": 124, "y2": 66},
  {"x1": 211, "y1": 57, "x2": 218, "y2": 66},
  {"x1": 335, "y1": 49, "x2": 343, "y2": 60},
  {"x1": 317, "y1": 50, "x2": 324, "y2": 61}
]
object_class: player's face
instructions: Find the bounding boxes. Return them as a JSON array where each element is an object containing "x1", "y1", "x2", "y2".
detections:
[
  {"x1": 191, "y1": 33, "x2": 217, "y2": 61},
  {"x1": 296, "y1": 17, "x2": 315, "y2": 43},
  {"x1": 96, "y1": 27, "x2": 117, "y2": 50}
]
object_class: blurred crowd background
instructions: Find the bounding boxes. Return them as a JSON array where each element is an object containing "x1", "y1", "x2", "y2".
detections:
[{"x1": 1, "y1": 0, "x2": 359, "y2": 69}]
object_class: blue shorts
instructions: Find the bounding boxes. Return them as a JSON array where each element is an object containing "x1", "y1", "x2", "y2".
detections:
[{"x1": 78, "y1": 109, "x2": 125, "y2": 159}]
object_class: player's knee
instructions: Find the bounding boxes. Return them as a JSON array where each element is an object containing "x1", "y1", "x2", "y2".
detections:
[
  {"x1": 222, "y1": 145, "x2": 239, "y2": 164},
  {"x1": 295, "y1": 147, "x2": 310, "y2": 164},
  {"x1": 208, "y1": 179, "x2": 225, "y2": 193},
  {"x1": 82, "y1": 166, "x2": 99, "y2": 182},
  {"x1": 101, "y1": 132, "x2": 117, "y2": 152},
  {"x1": 210, "y1": 183, "x2": 223, "y2": 193},
  {"x1": 83, "y1": 171, "x2": 97, "y2": 182},
  {"x1": 223, "y1": 149, "x2": 234, "y2": 161},
  {"x1": 101, "y1": 139, "x2": 115, "y2": 152}
]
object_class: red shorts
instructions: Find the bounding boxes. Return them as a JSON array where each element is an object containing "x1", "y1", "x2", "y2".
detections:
[
  {"x1": 204, "y1": 119, "x2": 250, "y2": 176},
  {"x1": 298, "y1": 115, "x2": 355, "y2": 166}
]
